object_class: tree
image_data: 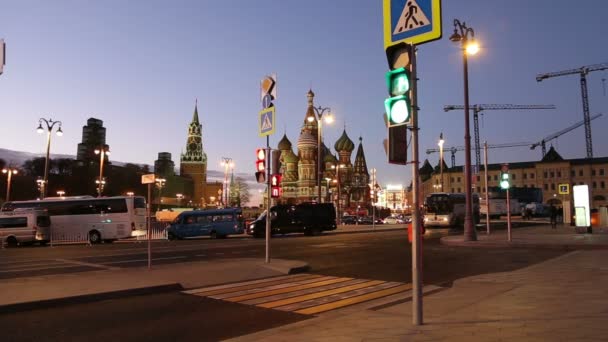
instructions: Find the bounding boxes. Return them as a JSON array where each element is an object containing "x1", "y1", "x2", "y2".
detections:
[{"x1": 231, "y1": 177, "x2": 251, "y2": 207}]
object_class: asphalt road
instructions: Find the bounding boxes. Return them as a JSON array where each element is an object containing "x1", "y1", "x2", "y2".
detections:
[{"x1": 0, "y1": 223, "x2": 567, "y2": 341}]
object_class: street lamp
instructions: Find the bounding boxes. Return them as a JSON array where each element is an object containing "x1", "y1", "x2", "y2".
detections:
[
  {"x1": 438, "y1": 133, "x2": 445, "y2": 192},
  {"x1": 126, "y1": 191, "x2": 134, "y2": 197},
  {"x1": 95, "y1": 178, "x2": 106, "y2": 194},
  {"x1": 308, "y1": 106, "x2": 333, "y2": 203},
  {"x1": 155, "y1": 178, "x2": 166, "y2": 211},
  {"x1": 94, "y1": 147, "x2": 110, "y2": 197},
  {"x1": 36, "y1": 118, "x2": 63, "y2": 199},
  {"x1": 220, "y1": 157, "x2": 234, "y2": 207},
  {"x1": 2, "y1": 167, "x2": 18, "y2": 202},
  {"x1": 450, "y1": 19, "x2": 479, "y2": 242},
  {"x1": 176, "y1": 193, "x2": 183, "y2": 207},
  {"x1": 324, "y1": 177, "x2": 332, "y2": 203},
  {"x1": 56, "y1": 190, "x2": 65, "y2": 198}
]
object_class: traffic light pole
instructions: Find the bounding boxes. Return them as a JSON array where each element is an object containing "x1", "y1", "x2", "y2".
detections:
[
  {"x1": 410, "y1": 44, "x2": 423, "y2": 326},
  {"x1": 507, "y1": 188, "x2": 512, "y2": 242},
  {"x1": 265, "y1": 136, "x2": 271, "y2": 264}
]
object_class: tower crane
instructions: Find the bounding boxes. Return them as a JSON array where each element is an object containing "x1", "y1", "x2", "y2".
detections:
[
  {"x1": 537, "y1": 63, "x2": 608, "y2": 158},
  {"x1": 443, "y1": 104, "x2": 556, "y2": 173},
  {"x1": 426, "y1": 141, "x2": 533, "y2": 168},
  {"x1": 531, "y1": 113, "x2": 603, "y2": 157}
]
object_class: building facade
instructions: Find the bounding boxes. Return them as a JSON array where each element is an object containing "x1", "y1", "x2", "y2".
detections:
[
  {"x1": 76, "y1": 118, "x2": 109, "y2": 164},
  {"x1": 413, "y1": 147, "x2": 608, "y2": 208},
  {"x1": 276, "y1": 90, "x2": 370, "y2": 212}
]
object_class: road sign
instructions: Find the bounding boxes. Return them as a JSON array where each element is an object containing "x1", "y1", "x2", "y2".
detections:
[
  {"x1": 260, "y1": 74, "x2": 277, "y2": 108},
  {"x1": 559, "y1": 183, "x2": 570, "y2": 195},
  {"x1": 259, "y1": 107, "x2": 276, "y2": 137},
  {"x1": 141, "y1": 174, "x2": 155, "y2": 184},
  {"x1": 383, "y1": 0, "x2": 442, "y2": 48}
]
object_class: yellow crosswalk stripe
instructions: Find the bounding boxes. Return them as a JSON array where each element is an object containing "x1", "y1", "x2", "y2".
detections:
[
  {"x1": 223, "y1": 277, "x2": 353, "y2": 302},
  {"x1": 192, "y1": 274, "x2": 321, "y2": 297},
  {"x1": 258, "y1": 280, "x2": 386, "y2": 309},
  {"x1": 294, "y1": 283, "x2": 413, "y2": 315}
]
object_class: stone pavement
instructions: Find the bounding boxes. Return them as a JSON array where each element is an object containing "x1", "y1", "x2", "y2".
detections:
[{"x1": 230, "y1": 250, "x2": 608, "y2": 341}]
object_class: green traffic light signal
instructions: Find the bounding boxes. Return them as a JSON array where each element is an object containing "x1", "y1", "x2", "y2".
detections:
[
  {"x1": 500, "y1": 172, "x2": 510, "y2": 189},
  {"x1": 385, "y1": 68, "x2": 411, "y2": 126}
]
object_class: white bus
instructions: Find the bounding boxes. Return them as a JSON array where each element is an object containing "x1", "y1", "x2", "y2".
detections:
[
  {"x1": 424, "y1": 192, "x2": 480, "y2": 227},
  {"x1": 1, "y1": 196, "x2": 147, "y2": 243}
]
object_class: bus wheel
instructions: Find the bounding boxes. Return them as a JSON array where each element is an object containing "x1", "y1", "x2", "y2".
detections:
[
  {"x1": 210, "y1": 231, "x2": 218, "y2": 239},
  {"x1": 5, "y1": 236, "x2": 18, "y2": 247},
  {"x1": 89, "y1": 230, "x2": 102, "y2": 244}
]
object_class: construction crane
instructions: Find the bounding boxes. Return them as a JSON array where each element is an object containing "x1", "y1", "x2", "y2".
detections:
[
  {"x1": 426, "y1": 142, "x2": 533, "y2": 168},
  {"x1": 531, "y1": 113, "x2": 603, "y2": 157},
  {"x1": 443, "y1": 104, "x2": 556, "y2": 172},
  {"x1": 537, "y1": 63, "x2": 608, "y2": 158}
]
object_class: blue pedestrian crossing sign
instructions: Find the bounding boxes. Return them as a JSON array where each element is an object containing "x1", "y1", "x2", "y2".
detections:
[
  {"x1": 259, "y1": 106, "x2": 276, "y2": 137},
  {"x1": 383, "y1": 0, "x2": 442, "y2": 48}
]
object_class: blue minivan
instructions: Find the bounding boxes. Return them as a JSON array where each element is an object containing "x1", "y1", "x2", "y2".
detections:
[{"x1": 167, "y1": 208, "x2": 244, "y2": 240}]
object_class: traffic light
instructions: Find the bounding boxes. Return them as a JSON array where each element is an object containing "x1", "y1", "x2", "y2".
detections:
[
  {"x1": 255, "y1": 148, "x2": 266, "y2": 183},
  {"x1": 500, "y1": 172, "x2": 510, "y2": 189},
  {"x1": 384, "y1": 43, "x2": 411, "y2": 165},
  {"x1": 270, "y1": 174, "x2": 282, "y2": 198}
]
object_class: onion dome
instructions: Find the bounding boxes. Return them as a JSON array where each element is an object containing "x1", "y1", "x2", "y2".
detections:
[
  {"x1": 278, "y1": 134, "x2": 292, "y2": 151},
  {"x1": 334, "y1": 129, "x2": 355, "y2": 152},
  {"x1": 283, "y1": 150, "x2": 299, "y2": 163},
  {"x1": 297, "y1": 130, "x2": 316, "y2": 149},
  {"x1": 324, "y1": 151, "x2": 338, "y2": 163}
]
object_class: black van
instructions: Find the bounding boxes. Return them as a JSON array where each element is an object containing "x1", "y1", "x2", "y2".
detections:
[{"x1": 248, "y1": 203, "x2": 336, "y2": 237}]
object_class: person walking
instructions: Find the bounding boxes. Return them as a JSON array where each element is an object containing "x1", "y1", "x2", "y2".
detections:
[{"x1": 550, "y1": 204, "x2": 558, "y2": 229}]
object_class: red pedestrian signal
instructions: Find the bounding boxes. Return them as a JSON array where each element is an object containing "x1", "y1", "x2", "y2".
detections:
[
  {"x1": 271, "y1": 174, "x2": 282, "y2": 198},
  {"x1": 255, "y1": 148, "x2": 266, "y2": 172}
]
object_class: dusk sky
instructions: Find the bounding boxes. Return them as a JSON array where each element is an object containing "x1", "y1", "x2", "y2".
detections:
[{"x1": 1, "y1": 0, "x2": 607, "y2": 193}]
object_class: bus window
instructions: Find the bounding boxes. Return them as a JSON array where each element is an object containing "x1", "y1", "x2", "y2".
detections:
[{"x1": 133, "y1": 197, "x2": 146, "y2": 209}]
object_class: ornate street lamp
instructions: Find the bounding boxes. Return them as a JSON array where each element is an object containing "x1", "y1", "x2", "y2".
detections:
[
  {"x1": 36, "y1": 118, "x2": 63, "y2": 199},
  {"x1": 308, "y1": 106, "x2": 333, "y2": 203},
  {"x1": 2, "y1": 167, "x2": 18, "y2": 202}
]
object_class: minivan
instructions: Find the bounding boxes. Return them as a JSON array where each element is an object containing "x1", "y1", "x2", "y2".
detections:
[
  {"x1": 0, "y1": 209, "x2": 51, "y2": 247},
  {"x1": 248, "y1": 203, "x2": 337, "y2": 237},
  {"x1": 167, "y1": 208, "x2": 244, "y2": 240}
]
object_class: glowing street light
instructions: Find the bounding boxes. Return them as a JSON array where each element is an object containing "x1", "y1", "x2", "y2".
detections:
[
  {"x1": 36, "y1": 118, "x2": 63, "y2": 199},
  {"x1": 94, "y1": 147, "x2": 110, "y2": 197},
  {"x1": 2, "y1": 167, "x2": 18, "y2": 202}
]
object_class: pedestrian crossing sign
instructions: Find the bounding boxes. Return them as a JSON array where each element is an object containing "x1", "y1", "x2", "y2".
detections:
[
  {"x1": 383, "y1": 0, "x2": 442, "y2": 48},
  {"x1": 559, "y1": 184, "x2": 570, "y2": 195},
  {"x1": 259, "y1": 106, "x2": 276, "y2": 137}
]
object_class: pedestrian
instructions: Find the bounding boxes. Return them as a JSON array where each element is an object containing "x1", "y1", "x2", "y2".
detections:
[{"x1": 550, "y1": 204, "x2": 557, "y2": 229}]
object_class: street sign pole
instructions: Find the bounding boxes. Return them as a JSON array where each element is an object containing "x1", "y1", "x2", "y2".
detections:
[
  {"x1": 147, "y1": 182, "x2": 152, "y2": 269},
  {"x1": 266, "y1": 138, "x2": 271, "y2": 264},
  {"x1": 410, "y1": 44, "x2": 423, "y2": 326},
  {"x1": 507, "y1": 187, "x2": 512, "y2": 242},
  {"x1": 484, "y1": 141, "x2": 490, "y2": 235}
]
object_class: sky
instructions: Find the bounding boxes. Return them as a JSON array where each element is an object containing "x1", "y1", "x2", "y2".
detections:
[{"x1": 1, "y1": 0, "x2": 608, "y2": 198}]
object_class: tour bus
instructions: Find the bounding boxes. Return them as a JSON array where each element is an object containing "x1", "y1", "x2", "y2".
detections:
[
  {"x1": 166, "y1": 208, "x2": 244, "y2": 240},
  {"x1": 1, "y1": 196, "x2": 147, "y2": 244},
  {"x1": 0, "y1": 209, "x2": 51, "y2": 246},
  {"x1": 424, "y1": 192, "x2": 480, "y2": 227}
]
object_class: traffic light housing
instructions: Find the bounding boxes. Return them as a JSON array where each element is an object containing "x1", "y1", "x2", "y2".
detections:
[
  {"x1": 255, "y1": 148, "x2": 266, "y2": 183},
  {"x1": 270, "y1": 174, "x2": 282, "y2": 198},
  {"x1": 500, "y1": 172, "x2": 510, "y2": 189}
]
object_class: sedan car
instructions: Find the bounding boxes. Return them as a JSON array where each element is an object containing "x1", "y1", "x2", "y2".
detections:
[{"x1": 383, "y1": 216, "x2": 403, "y2": 224}]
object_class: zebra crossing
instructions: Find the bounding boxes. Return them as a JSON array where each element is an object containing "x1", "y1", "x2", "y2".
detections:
[{"x1": 184, "y1": 274, "x2": 442, "y2": 315}]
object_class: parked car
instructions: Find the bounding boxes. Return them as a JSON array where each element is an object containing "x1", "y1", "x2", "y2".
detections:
[
  {"x1": 383, "y1": 216, "x2": 403, "y2": 224},
  {"x1": 357, "y1": 216, "x2": 374, "y2": 225},
  {"x1": 341, "y1": 215, "x2": 358, "y2": 225}
]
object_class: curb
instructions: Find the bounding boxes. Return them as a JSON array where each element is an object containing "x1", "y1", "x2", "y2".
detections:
[
  {"x1": 260, "y1": 262, "x2": 310, "y2": 275},
  {"x1": 440, "y1": 236, "x2": 608, "y2": 250},
  {"x1": 0, "y1": 283, "x2": 184, "y2": 315}
]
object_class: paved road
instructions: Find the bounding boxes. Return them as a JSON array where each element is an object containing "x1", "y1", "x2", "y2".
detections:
[{"x1": 0, "y1": 225, "x2": 567, "y2": 341}]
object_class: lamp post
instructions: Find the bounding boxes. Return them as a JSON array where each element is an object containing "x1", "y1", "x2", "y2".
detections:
[
  {"x1": 308, "y1": 106, "x2": 333, "y2": 203},
  {"x1": 176, "y1": 193, "x2": 183, "y2": 207},
  {"x1": 126, "y1": 191, "x2": 134, "y2": 197},
  {"x1": 155, "y1": 178, "x2": 166, "y2": 211},
  {"x1": 94, "y1": 147, "x2": 110, "y2": 197},
  {"x1": 331, "y1": 164, "x2": 345, "y2": 224},
  {"x1": 221, "y1": 157, "x2": 234, "y2": 207},
  {"x1": 325, "y1": 177, "x2": 332, "y2": 203},
  {"x1": 438, "y1": 133, "x2": 445, "y2": 192},
  {"x1": 36, "y1": 118, "x2": 63, "y2": 199},
  {"x1": 450, "y1": 19, "x2": 480, "y2": 242},
  {"x1": 2, "y1": 168, "x2": 17, "y2": 202},
  {"x1": 95, "y1": 178, "x2": 106, "y2": 195},
  {"x1": 56, "y1": 190, "x2": 65, "y2": 198}
]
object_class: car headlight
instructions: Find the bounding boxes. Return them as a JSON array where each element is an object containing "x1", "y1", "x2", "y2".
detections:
[{"x1": 249, "y1": 224, "x2": 255, "y2": 229}]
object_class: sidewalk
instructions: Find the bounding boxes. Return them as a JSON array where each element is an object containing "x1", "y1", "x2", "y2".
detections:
[
  {"x1": 0, "y1": 258, "x2": 307, "y2": 311},
  {"x1": 442, "y1": 223, "x2": 608, "y2": 249},
  {"x1": 230, "y1": 250, "x2": 608, "y2": 341}
]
